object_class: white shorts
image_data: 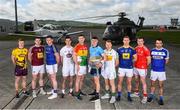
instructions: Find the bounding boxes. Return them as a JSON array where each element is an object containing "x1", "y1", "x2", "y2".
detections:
[
  {"x1": 150, "y1": 71, "x2": 166, "y2": 81},
  {"x1": 118, "y1": 68, "x2": 133, "y2": 77},
  {"x1": 62, "y1": 64, "x2": 75, "y2": 77},
  {"x1": 32, "y1": 65, "x2": 45, "y2": 75},
  {"x1": 102, "y1": 68, "x2": 116, "y2": 80},
  {"x1": 133, "y1": 68, "x2": 147, "y2": 77},
  {"x1": 75, "y1": 65, "x2": 87, "y2": 76},
  {"x1": 46, "y1": 64, "x2": 58, "y2": 74}
]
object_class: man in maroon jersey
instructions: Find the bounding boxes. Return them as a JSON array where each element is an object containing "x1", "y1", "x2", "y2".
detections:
[{"x1": 28, "y1": 37, "x2": 46, "y2": 98}]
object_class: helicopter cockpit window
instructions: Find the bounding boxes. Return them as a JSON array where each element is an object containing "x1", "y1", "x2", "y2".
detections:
[{"x1": 43, "y1": 26, "x2": 51, "y2": 30}]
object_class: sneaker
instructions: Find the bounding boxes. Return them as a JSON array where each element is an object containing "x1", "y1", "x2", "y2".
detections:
[
  {"x1": 127, "y1": 96, "x2": 133, "y2": 102},
  {"x1": 61, "y1": 93, "x2": 65, "y2": 98},
  {"x1": 131, "y1": 92, "x2": 140, "y2": 97},
  {"x1": 48, "y1": 93, "x2": 57, "y2": 99},
  {"x1": 39, "y1": 89, "x2": 46, "y2": 95},
  {"x1": 158, "y1": 99, "x2": 164, "y2": 105},
  {"x1": 32, "y1": 92, "x2": 37, "y2": 98},
  {"x1": 147, "y1": 97, "x2": 153, "y2": 102},
  {"x1": 116, "y1": 96, "x2": 121, "y2": 102},
  {"x1": 23, "y1": 91, "x2": 30, "y2": 96},
  {"x1": 109, "y1": 96, "x2": 116, "y2": 103},
  {"x1": 141, "y1": 97, "x2": 147, "y2": 104},
  {"x1": 80, "y1": 91, "x2": 86, "y2": 96},
  {"x1": 88, "y1": 90, "x2": 96, "y2": 96},
  {"x1": 101, "y1": 93, "x2": 110, "y2": 99},
  {"x1": 75, "y1": 94, "x2": 83, "y2": 100},
  {"x1": 16, "y1": 93, "x2": 20, "y2": 98},
  {"x1": 46, "y1": 90, "x2": 53, "y2": 95},
  {"x1": 89, "y1": 95, "x2": 100, "y2": 102}
]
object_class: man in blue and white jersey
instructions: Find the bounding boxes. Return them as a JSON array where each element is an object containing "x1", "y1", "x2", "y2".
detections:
[
  {"x1": 45, "y1": 35, "x2": 60, "y2": 99},
  {"x1": 147, "y1": 38, "x2": 169, "y2": 105},
  {"x1": 88, "y1": 36, "x2": 106, "y2": 102},
  {"x1": 116, "y1": 36, "x2": 137, "y2": 102}
]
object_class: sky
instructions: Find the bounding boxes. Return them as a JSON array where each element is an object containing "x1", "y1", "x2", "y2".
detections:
[{"x1": 0, "y1": 0, "x2": 179, "y2": 25}]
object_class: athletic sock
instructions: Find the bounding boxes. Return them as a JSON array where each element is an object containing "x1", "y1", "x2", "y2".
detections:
[
  {"x1": 159, "y1": 96, "x2": 163, "y2": 100},
  {"x1": 143, "y1": 93, "x2": 147, "y2": 97},
  {"x1": 62, "y1": 89, "x2": 65, "y2": 94},
  {"x1": 127, "y1": 92, "x2": 131, "y2": 97},
  {"x1": 53, "y1": 89, "x2": 58, "y2": 94},
  {"x1": 118, "y1": 91, "x2": 122, "y2": 97},
  {"x1": 111, "y1": 92, "x2": 116, "y2": 96},
  {"x1": 70, "y1": 88, "x2": 73, "y2": 93}
]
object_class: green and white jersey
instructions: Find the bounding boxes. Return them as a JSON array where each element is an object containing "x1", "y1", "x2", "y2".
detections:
[{"x1": 104, "y1": 49, "x2": 118, "y2": 74}]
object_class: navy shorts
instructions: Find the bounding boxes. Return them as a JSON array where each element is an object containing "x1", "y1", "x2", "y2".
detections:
[
  {"x1": 14, "y1": 65, "x2": 28, "y2": 76},
  {"x1": 90, "y1": 68, "x2": 101, "y2": 76}
]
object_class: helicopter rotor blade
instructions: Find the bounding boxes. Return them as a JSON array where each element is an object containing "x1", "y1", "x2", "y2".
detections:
[{"x1": 72, "y1": 14, "x2": 119, "y2": 20}]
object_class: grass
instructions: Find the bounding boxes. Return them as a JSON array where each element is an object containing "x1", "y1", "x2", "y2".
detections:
[{"x1": 137, "y1": 31, "x2": 180, "y2": 44}]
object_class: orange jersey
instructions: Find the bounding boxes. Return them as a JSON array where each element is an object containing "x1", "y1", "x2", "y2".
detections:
[
  {"x1": 134, "y1": 46, "x2": 150, "y2": 69},
  {"x1": 74, "y1": 43, "x2": 88, "y2": 66}
]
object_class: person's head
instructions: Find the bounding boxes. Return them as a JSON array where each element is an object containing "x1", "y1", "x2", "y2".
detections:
[
  {"x1": 123, "y1": 36, "x2": 130, "y2": 46},
  {"x1": 91, "y1": 36, "x2": 98, "y2": 47},
  {"x1": 18, "y1": 38, "x2": 24, "y2": 48},
  {"x1": 34, "y1": 37, "x2": 41, "y2": 46},
  {"x1": 137, "y1": 37, "x2": 144, "y2": 46},
  {"x1": 65, "y1": 36, "x2": 72, "y2": 46},
  {"x1": 105, "y1": 40, "x2": 112, "y2": 50},
  {"x1": 155, "y1": 38, "x2": 163, "y2": 49},
  {"x1": 78, "y1": 34, "x2": 85, "y2": 44},
  {"x1": 46, "y1": 35, "x2": 53, "y2": 45}
]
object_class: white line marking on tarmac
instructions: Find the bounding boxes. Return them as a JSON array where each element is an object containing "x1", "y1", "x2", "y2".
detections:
[{"x1": 95, "y1": 99, "x2": 101, "y2": 110}]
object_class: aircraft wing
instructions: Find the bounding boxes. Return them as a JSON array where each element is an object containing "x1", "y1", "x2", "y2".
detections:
[{"x1": 66, "y1": 31, "x2": 83, "y2": 36}]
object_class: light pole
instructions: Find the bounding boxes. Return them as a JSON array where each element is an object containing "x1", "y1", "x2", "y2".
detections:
[{"x1": 15, "y1": 0, "x2": 18, "y2": 33}]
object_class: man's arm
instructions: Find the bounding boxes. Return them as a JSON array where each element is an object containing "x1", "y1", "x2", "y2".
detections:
[
  {"x1": 28, "y1": 47, "x2": 32, "y2": 64},
  {"x1": 55, "y1": 52, "x2": 60, "y2": 64}
]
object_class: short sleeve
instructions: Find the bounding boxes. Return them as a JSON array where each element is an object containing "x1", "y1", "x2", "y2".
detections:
[
  {"x1": 98, "y1": 47, "x2": 104, "y2": 55},
  {"x1": 165, "y1": 49, "x2": 169, "y2": 59},
  {"x1": 52, "y1": 45, "x2": 58, "y2": 53},
  {"x1": 12, "y1": 49, "x2": 16, "y2": 56},
  {"x1": 60, "y1": 48, "x2": 64, "y2": 56}
]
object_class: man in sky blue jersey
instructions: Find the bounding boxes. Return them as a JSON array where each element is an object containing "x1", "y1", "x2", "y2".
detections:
[
  {"x1": 147, "y1": 38, "x2": 169, "y2": 105},
  {"x1": 88, "y1": 36, "x2": 106, "y2": 102},
  {"x1": 116, "y1": 36, "x2": 137, "y2": 102},
  {"x1": 45, "y1": 35, "x2": 60, "y2": 99}
]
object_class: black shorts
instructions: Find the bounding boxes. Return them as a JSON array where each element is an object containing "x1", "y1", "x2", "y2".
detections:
[
  {"x1": 14, "y1": 65, "x2": 28, "y2": 76},
  {"x1": 90, "y1": 68, "x2": 101, "y2": 76}
]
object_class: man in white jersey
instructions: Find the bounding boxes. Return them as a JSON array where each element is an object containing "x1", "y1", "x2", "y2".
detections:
[
  {"x1": 101, "y1": 40, "x2": 119, "y2": 103},
  {"x1": 60, "y1": 36, "x2": 75, "y2": 98}
]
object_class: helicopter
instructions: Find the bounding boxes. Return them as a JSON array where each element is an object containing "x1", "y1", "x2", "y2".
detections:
[{"x1": 75, "y1": 12, "x2": 145, "y2": 43}]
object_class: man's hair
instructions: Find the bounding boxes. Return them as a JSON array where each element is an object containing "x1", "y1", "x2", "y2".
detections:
[
  {"x1": 18, "y1": 38, "x2": 24, "y2": 42},
  {"x1": 92, "y1": 36, "x2": 98, "y2": 40},
  {"x1": 78, "y1": 34, "x2": 85, "y2": 38},
  {"x1": 65, "y1": 36, "x2": 71, "y2": 40},
  {"x1": 46, "y1": 35, "x2": 53, "y2": 39},
  {"x1": 35, "y1": 36, "x2": 41, "y2": 40},
  {"x1": 156, "y1": 38, "x2": 163, "y2": 42},
  {"x1": 106, "y1": 40, "x2": 112, "y2": 44},
  {"x1": 137, "y1": 37, "x2": 144, "y2": 40},
  {"x1": 123, "y1": 36, "x2": 130, "y2": 39}
]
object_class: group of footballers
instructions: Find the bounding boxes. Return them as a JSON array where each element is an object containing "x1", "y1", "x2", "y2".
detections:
[{"x1": 11, "y1": 34, "x2": 169, "y2": 105}]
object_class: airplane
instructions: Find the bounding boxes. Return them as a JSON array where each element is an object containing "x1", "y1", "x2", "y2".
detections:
[{"x1": 8, "y1": 20, "x2": 83, "y2": 43}]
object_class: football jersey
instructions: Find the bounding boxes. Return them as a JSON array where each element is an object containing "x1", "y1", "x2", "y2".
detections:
[
  {"x1": 45, "y1": 45, "x2": 58, "y2": 65},
  {"x1": 29, "y1": 45, "x2": 44, "y2": 66},
  {"x1": 151, "y1": 48, "x2": 169, "y2": 72},
  {"x1": 117, "y1": 46, "x2": 136, "y2": 69},
  {"x1": 104, "y1": 49, "x2": 118, "y2": 71},
  {"x1": 12, "y1": 48, "x2": 28, "y2": 68},
  {"x1": 89, "y1": 46, "x2": 104, "y2": 68},
  {"x1": 74, "y1": 43, "x2": 88, "y2": 66},
  {"x1": 134, "y1": 46, "x2": 150, "y2": 69},
  {"x1": 60, "y1": 46, "x2": 74, "y2": 65}
]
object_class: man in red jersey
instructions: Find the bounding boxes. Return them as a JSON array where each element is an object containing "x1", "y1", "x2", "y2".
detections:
[
  {"x1": 132, "y1": 37, "x2": 151, "y2": 103},
  {"x1": 28, "y1": 37, "x2": 46, "y2": 98}
]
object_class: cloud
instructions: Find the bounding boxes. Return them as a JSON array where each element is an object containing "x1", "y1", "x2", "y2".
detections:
[{"x1": 0, "y1": 0, "x2": 180, "y2": 25}]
